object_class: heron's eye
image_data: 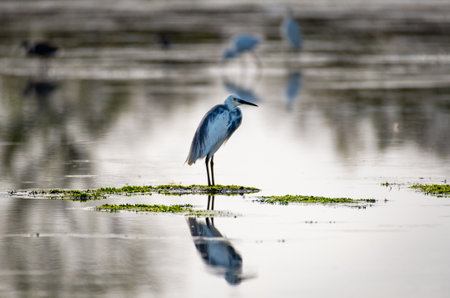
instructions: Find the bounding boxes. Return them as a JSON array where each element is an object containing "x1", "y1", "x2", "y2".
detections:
[{"x1": 233, "y1": 98, "x2": 237, "y2": 101}]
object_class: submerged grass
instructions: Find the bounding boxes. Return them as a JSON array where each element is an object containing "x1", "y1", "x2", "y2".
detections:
[
  {"x1": 257, "y1": 195, "x2": 376, "y2": 207},
  {"x1": 410, "y1": 184, "x2": 450, "y2": 197}
]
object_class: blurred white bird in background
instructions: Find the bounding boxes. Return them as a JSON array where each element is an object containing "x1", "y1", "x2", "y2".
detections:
[{"x1": 281, "y1": 8, "x2": 303, "y2": 51}]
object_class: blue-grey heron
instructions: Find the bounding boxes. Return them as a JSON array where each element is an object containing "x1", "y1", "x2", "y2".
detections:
[
  {"x1": 186, "y1": 95, "x2": 258, "y2": 186},
  {"x1": 281, "y1": 9, "x2": 303, "y2": 51},
  {"x1": 223, "y1": 34, "x2": 261, "y2": 67}
]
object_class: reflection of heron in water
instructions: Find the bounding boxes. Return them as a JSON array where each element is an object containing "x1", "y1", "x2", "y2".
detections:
[
  {"x1": 285, "y1": 70, "x2": 302, "y2": 111},
  {"x1": 223, "y1": 78, "x2": 260, "y2": 105},
  {"x1": 187, "y1": 212, "x2": 243, "y2": 284}
]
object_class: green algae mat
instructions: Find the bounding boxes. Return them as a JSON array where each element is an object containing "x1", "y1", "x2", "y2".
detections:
[
  {"x1": 95, "y1": 203, "x2": 230, "y2": 216},
  {"x1": 257, "y1": 195, "x2": 376, "y2": 207},
  {"x1": 382, "y1": 183, "x2": 450, "y2": 198},
  {"x1": 10, "y1": 184, "x2": 260, "y2": 201},
  {"x1": 8, "y1": 184, "x2": 380, "y2": 212},
  {"x1": 409, "y1": 184, "x2": 450, "y2": 197}
]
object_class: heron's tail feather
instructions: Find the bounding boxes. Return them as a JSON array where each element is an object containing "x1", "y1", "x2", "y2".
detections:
[{"x1": 186, "y1": 154, "x2": 197, "y2": 165}]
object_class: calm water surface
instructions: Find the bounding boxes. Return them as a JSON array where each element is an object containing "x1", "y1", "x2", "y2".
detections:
[{"x1": 0, "y1": 0, "x2": 449, "y2": 297}]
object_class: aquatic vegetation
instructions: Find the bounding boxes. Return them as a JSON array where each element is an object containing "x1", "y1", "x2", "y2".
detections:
[
  {"x1": 382, "y1": 182, "x2": 450, "y2": 198},
  {"x1": 381, "y1": 182, "x2": 400, "y2": 187},
  {"x1": 96, "y1": 203, "x2": 194, "y2": 213},
  {"x1": 21, "y1": 184, "x2": 260, "y2": 201},
  {"x1": 410, "y1": 184, "x2": 450, "y2": 197},
  {"x1": 153, "y1": 184, "x2": 260, "y2": 195},
  {"x1": 256, "y1": 195, "x2": 376, "y2": 207},
  {"x1": 95, "y1": 203, "x2": 231, "y2": 217},
  {"x1": 98, "y1": 185, "x2": 155, "y2": 194},
  {"x1": 29, "y1": 189, "x2": 105, "y2": 201}
]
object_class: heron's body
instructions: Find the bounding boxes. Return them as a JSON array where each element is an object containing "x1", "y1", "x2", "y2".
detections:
[
  {"x1": 187, "y1": 104, "x2": 242, "y2": 165},
  {"x1": 281, "y1": 12, "x2": 302, "y2": 51},
  {"x1": 187, "y1": 95, "x2": 257, "y2": 186}
]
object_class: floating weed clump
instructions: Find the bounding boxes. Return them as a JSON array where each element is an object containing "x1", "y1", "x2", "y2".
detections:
[
  {"x1": 96, "y1": 204, "x2": 194, "y2": 213},
  {"x1": 29, "y1": 189, "x2": 105, "y2": 201},
  {"x1": 410, "y1": 184, "x2": 450, "y2": 197},
  {"x1": 256, "y1": 195, "x2": 376, "y2": 207},
  {"x1": 97, "y1": 185, "x2": 155, "y2": 194},
  {"x1": 95, "y1": 203, "x2": 231, "y2": 217},
  {"x1": 380, "y1": 181, "x2": 402, "y2": 187},
  {"x1": 153, "y1": 184, "x2": 260, "y2": 195},
  {"x1": 17, "y1": 184, "x2": 260, "y2": 201}
]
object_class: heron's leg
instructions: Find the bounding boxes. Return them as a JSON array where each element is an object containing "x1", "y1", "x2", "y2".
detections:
[
  {"x1": 205, "y1": 156, "x2": 211, "y2": 186},
  {"x1": 210, "y1": 155, "x2": 215, "y2": 186}
]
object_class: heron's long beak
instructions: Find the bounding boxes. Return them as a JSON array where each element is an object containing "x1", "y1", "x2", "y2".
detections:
[{"x1": 238, "y1": 99, "x2": 258, "y2": 107}]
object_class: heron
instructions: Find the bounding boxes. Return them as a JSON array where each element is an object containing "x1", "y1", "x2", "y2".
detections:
[
  {"x1": 186, "y1": 95, "x2": 258, "y2": 186},
  {"x1": 281, "y1": 8, "x2": 303, "y2": 51},
  {"x1": 223, "y1": 34, "x2": 261, "y2": 66},
  {"x1": 21, "y1": 41, "x2": 58, "y2": 58}
]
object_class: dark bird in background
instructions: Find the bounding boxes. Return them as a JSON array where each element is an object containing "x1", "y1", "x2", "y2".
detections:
[
  {"x1": 157, "y1": 33, "x2": 172, "y2": 50},
  {"x1": 21, "y1": 41, "x2": 59, "y2": 58}
]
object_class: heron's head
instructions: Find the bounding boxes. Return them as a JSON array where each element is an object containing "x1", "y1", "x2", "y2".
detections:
[{"x1": 225, "y1": 95, "x2": 258, "y2": 109}]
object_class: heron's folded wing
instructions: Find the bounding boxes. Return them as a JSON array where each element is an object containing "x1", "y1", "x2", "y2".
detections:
[{"x1": 186, "y1": 105, "x2": 230, "y2": 164}]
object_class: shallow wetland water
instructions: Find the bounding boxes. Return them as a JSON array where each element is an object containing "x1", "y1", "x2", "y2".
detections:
[{"x1": 0, "y1": 0, "x2": 449, "y2": 297}]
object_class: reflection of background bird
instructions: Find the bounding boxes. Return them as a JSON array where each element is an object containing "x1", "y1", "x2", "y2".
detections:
[
  {"x1": 21, "y1": 41, "x2": 58, "y2": 58},
  {"x1": 285, "y1": 71, "x2": 302, "y2": 110},
  {"x1": 223, "y1": 78, "x2": 260, "y2": 104},
  {"x1": 187, "y1": 217, "x2": 243, "y2": 285},
  {"x1": 23, "y1": 80, "x2": 58, "y2": 101},
  {"x1": 281, "y1": 8, "x2": 302, "y2": 51},
  {"x1": 186, "y1": 95, "x2": 257, "y2": 186}
]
